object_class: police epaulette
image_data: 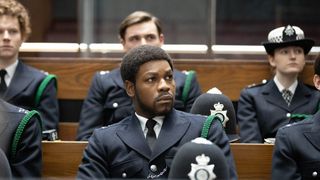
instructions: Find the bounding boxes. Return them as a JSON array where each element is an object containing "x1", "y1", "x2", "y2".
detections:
[
  {"x1": 246, "y1": 79, "x2": 268, "y2": 88},
  {"x1": 99, "y1": 70, "x2": 110, "y2": 75}
]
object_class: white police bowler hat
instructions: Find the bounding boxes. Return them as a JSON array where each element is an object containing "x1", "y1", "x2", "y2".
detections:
[{"x1": 262, "y1": 25, "x2": 314, "y2": 55}]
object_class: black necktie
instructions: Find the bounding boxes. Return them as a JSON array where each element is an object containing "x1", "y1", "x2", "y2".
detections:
[
  {"x1": 146, "y1": 119, "x2": 157, "y2": 150},
  {"x1": 282, "y1": 89, "x2": 292, "y2": 106},
  {"x1": 0, "y1": 69, "x2": 7, "y2": 97}
]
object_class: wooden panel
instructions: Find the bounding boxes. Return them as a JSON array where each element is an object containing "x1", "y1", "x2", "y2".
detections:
[
  {"x1": 42, "y1": 141, "x2": 274, "y2": 179},
  {"x1": 42, "y1": 141, "x2": 87, "y2": 178},
  {"x1": 58, "y1": 122, "x2": 79, "y2": 141},
  {"x1": 21, "y1": 57, "x2": 314, "y2": 101},
  {"x1": 231, "y1": 143, "x2": 273, "y2": 180}
]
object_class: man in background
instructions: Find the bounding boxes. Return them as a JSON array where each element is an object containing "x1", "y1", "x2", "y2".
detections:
[
  {"x1": 0, "y1": 0, "x2": 59, "y2": 131},
  {"x1": 77, "y1": 11, "x2": 201, "y2": 141}
]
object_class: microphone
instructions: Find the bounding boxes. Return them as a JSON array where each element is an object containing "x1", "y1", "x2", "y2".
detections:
[
  {"x1": 190, "y1": 92, "x2": 240, "y2": 142},
  {"x1": 169, "y1": 137, "x2": 229, "y2": 180}
]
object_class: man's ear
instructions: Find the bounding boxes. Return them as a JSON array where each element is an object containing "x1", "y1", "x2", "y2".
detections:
[
  {"x1": 313, "y1": 74, "x2": 320, "y2": 91},
  {"x1": 124, "y1": 80, "x2": 135, "y2": 98}
]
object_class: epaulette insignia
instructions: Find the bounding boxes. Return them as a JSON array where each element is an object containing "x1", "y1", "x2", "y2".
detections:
[
  {"x1": 18, "y1": 108, "x2": 29, "y2": 114},
  {"x1": 40, "y1": 70, "x2": 49, "y2": 75},
  {"x1": 99, "y1": 70, "x2": 110, "y2": 75},
  {"x1": 247, "y1": 79, "x2": 268, "y2": 88}
]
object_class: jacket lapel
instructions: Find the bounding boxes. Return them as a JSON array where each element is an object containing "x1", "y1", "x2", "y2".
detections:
[
  {"x1": 289, "y1": 82, "x2": 313, "y2": 111},
  {"x1": 4, "y1": 61, "x2": 34, "y2": 101},
  {"x1": 262, "y1": 80, "x2": 289, "y2": 110},
  {"x1": 152, "y1": 110, "x2": 190, "y2": 160},
  {"x1": 304, "y1": 111, "x2": 320, "y2": 151},
  {"x1": 116, "y1": 115, "x2": 151, "y2": 159}
]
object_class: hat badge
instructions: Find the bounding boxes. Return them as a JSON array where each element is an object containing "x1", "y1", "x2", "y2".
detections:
[
  {"x1": 282, "y1": 25, "x2": 298, "y2": 41},
  {"x1": 188, "y1": 154, "x2": 217, "y2": 180},
  {"x1": 210, "y1": 102, "x2": 229, "y2": 127}
]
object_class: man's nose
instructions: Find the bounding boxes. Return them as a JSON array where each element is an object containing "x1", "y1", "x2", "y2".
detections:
[
  {"x1": 140, "y1": 38, "x2": 147, "y2": 45},
  {"x1": 159, "y1": 78, "x2": 170, "y2": 91},
  {"x1": 3, "y1": 31, "x2": 10, "y2": 39}
]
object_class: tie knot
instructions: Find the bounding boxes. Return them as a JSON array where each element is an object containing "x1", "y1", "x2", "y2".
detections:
[
  {"x1": 146, "y1": 119, "x2": 157, "y2": 130},
  {"x1": 0, "y1": 69, "x2": 7, "y2": 77}
]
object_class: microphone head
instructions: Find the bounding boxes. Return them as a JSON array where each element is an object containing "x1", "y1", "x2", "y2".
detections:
[
  {"x1": 169, "y1": 137, "x2": 230, "y2": 180},
  {"x1": 190, "y1": 93, "x2": 239, "y2": 142}
]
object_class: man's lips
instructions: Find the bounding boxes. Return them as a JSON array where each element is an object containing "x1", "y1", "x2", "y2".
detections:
[{"x1": 156, "y1": 94, "x2": 173, "y2": 102}]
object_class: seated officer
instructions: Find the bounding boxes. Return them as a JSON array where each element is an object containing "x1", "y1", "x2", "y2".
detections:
[
  {"x1": 77, "y1": 45, "x2": 237, "y2": 179},
  {"x1": 272, "y1": 53, "x2": 320, "y2": 180},
  {"x1": 0, "y1": 0, "x2": 59, "y2": 131},
  {"x1": 237, "y1": 25, "x2": 320, "y2": 143},
  {"x1": 0, "y1": 99, "x2": 42, "y2": 178},
  {"x1": 77, "y1": 11, "x2": 202, "y2": 141}
]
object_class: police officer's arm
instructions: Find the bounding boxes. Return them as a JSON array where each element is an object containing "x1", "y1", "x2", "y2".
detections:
[
  {"x1": 36, "y1": 78, "x2": 59, "y2": 131},
  {"x1": 77, "y1": 73, "x2": 107, "y2": 141},
  {"x1": 184, "y1": 73, "x2": 202, "y2": 112},
  {"x1": 11, "y1": 115, "x2": 42, "y2": 178},
  {"x1": 207, "y1": 120, "x2": 238, "y2": 180},
  {"x1": 272, "y1": 128, "x2": 300, "y2": 180},
  {"x1": 237, "y1": 88, "x2": 263, "y2": 143},
  {"x1": 77, "y1": 130, "x2": 110, "y2": 179}
]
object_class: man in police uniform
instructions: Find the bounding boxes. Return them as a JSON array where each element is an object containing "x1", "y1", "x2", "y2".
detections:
[
  {"x1": 0, "y1": 99, "x2": 42, "y2": 178},
  {"x1": 77, "y1": 45, "x2": 237, "y2": 179},
  {"x1": 237, "y1": 25, "x2": 320, "y2": 143},
  {"x1": 77, "y1": 11, "x2": 202, "y2": 141},
  {"x1": 0, "y1": 0, "x2": 59, "y2": 131},
  {"x1": 272, "y1": 53, "x2": 320, "y2": 179}
]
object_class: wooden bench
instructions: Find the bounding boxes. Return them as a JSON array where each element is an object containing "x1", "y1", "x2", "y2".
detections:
[
  {"x1": 21, "y1": 57, "x2": 314, "y2": 101},
  {"x1": 42, "y1": 141, "x2": 273, "y2": 179}
]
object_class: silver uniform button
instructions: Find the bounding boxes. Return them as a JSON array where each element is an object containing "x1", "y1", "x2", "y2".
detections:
[
  {"x1": 286, "y1": 113, "x2": 291, "y2": 118},
  {"x1": 113, "y1": 102, "x2": 118, "y2": 108},
  {"x1": 150, "y1": 165, "x2": 157, "y2": 172},
  {"x1": 122, "y1": 172, "x2": 127, "y2": 178},
  {"x1": 312, "y1": 171, "x2": 317, "y2": 177}
]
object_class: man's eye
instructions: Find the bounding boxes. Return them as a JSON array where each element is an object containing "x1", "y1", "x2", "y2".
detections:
[
  {"x1": 165, "y1": 75, "x2": 173, "y2": 80},
  {"x1": 129, "y1": 36, "x2": 140, "y2": 42},
  {"x1": 146, "y1": 35, "x2": 156, "y2": 40},
  {"x1": 147, "y1": 77, "x2": 155, "y2": 82}
]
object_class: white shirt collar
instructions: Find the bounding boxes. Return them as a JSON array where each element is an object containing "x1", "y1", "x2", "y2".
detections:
[
  {"x1": 2, "y1": 59, "x2": 18, "y2": 86},
  {"x1": 135, "y1": 112, "x2": 164, "y2": 138},
  {"x1": 273, "y1": 76, "x2": 298, "y2": 94}
]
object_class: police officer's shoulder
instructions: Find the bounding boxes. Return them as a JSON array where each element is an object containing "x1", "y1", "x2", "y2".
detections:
[
  {"x1": 246, "y1": 79, "x2": 268, "y2": 89},
  {"x1": 280, "y1": 118, "x2": 312, "y2": 131},
  {"x1": 304, "y1": 83, "x2": 318, "y2": 91}
]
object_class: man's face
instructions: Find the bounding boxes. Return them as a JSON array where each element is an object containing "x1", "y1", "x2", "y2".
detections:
[
  {"x1": 121, "y1": 21, "x2": 164, "y2": 52},
  {"x1": 0, "y1": 15, "x2": 24, "y2": 63},
  {"x1": 125, "y1": 60, "x2": 175, "y2": 118},
  {"x1": 268, "y1": 46, "x2": 305, "y2": 76}
]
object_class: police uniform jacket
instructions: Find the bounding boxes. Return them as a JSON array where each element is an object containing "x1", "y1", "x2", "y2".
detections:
[
  {"x1": 77, "y1": 109, "x2": 237, "y2": 179},
  {"x1": 77, "y1": 68, "x2": 201, "y2": 140},
  {"x1": 0, "y1": 100, "x2": 42, "y2": 178},
  {"x1": 1, "y1": 61, "x2": 59, "y2": 130},
  {"x1": 237, "y1": 79, "x2": 320, "y2": 143},
  {"x1": 272, "y1": 111, "x2": 320, "y2": 180}
]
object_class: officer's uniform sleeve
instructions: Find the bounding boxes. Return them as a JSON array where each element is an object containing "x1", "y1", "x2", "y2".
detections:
[
  {"x1": 77, "y1": 73, "x2": 107, "y2": 141},
  {"x1": 272, "y1": 128, "x2": 300, "y2": 180},
  {"x1": 36, "y1": 77, "x2": 59, "y2": 131},
  {"x1": 11, "y1": 114, "x2": 42, "y2": 178},
  {"x1": 207, "y1": 120, "x2": 238, "y2": 180},
  {"x1": 77, "y1": 130, "x2": 110, "y2": 179},
  {"x1": 184, "y1": 72, "x2": 202, "y2": 112},
  {"x1": 237, "y1": 88, "x2": 263, "y2": 143}
]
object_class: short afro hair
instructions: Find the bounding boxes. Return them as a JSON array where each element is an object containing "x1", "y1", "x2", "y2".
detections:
[{"x1": 120, "y1": 45, "x2": 173, "y2": 84}]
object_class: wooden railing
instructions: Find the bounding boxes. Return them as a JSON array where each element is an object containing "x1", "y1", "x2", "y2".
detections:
[
  {"x1": 21, "y1": 57, "x2": 314, "y2": 101},
  {"x1": 42, "y1": 141, "x2": 273, "y2": 179}
]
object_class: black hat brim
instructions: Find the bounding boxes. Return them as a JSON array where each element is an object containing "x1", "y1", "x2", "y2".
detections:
[{"x1": 262, "y1": 39, "x2": 315, "y2": 55}]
